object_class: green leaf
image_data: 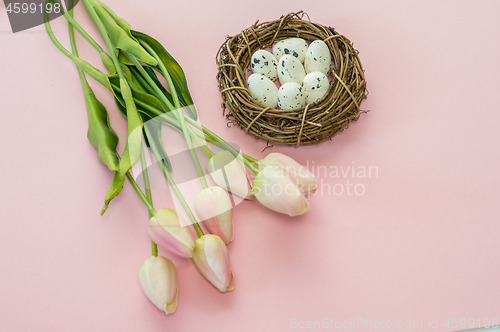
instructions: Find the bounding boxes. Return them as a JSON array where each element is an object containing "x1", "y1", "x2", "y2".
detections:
[
  {"x1": 100, "y1": 3, "x2": 136, "y2": 42},
  {"x1": 101, "y1": 78, "x2": 144, "y2": 215},
  {"x1": 84, "y1": 83, "x2": 119, "y2": 171},
  {"x1": 142, "y1": 120, "x2": 172, "y2": 173},
  {"x1": 109, "y1": 73, "x2": 170, "y2": 120},
  {"x1": 120, "y1": 68, "x2": 173, "y2": 172},
  {"x1": 131, "y1": 30, "x2": 198, "y2": 120},
  {"x1": 99, "y1": 51, "x2": 116, "y2": 75},
  {"x1": 141, "y1": 66, "x2": 175, "y2": 106},
  {"x1": 94, "y1": 4, "x2": 158, "y2": 67}
]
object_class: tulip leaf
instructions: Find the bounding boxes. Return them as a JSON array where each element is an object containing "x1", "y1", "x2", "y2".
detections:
[
  {"x1": 131, "y1": 30, "x2": 198, "y2": 120},
  {"x1": 108, "y1": 73, "x2": 174, "y2": 177},
  {"x1": 93, "y1": 4, "x2": 158, "y2": 67},
  {"x1": 99, "y1": 51, "x2": 117, "y2": 75},
  {"x1": 142, "y1": 120, "x2": 172, "y2": 173},
  {"x1": 140, "y1": 66, "x2": 175, "y2": 106},
  {"x1": 100, "y1": 3, "x2": 136, "y2": 42},
  {"x1": 101, "y1": 78, "x2": 144, "y2": 215},
  {"x1": 127, "y1": 67, "x2": 172, "y2": 172},
  {"x1": 109, "y1": 73, "x2": 170, "y2": 120},
  {"x1": 83, "y1": 83, "x2": 119, "y2": 171},
  {"x1": 117, "y1": 50, "x2": 133, "y2": 66}
]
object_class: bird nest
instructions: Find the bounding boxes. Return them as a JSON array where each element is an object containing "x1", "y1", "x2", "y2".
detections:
[{"x1": 216, "y1": 12, "x2": 368, "y2": 146}]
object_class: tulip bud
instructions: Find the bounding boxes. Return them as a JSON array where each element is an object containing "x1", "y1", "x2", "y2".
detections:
[
  {"x1": 207, "y1": 150, "x2": 254, "y2": 200},
  {"x1": 138, "y1": 256, "x2": 178, "y2": 315},
  {"x1": 149, "y1": 208, "x2": 195, "y2": 258},
  {"x1": 252, "y1": 165, "x2": 310, "y2": 216},
  {"x1": 258, "y1": 153, "x2": 317, "y2": 194},
  {"x1": 194, "y1": 187, "x2": 234, "y2": 245},
  {"x1": 192, "y1": 234, "x2": 235, "y2": 292}
]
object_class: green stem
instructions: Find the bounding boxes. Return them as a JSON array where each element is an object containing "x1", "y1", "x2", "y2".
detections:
[
  {"x1": 242, "y1": 154, "x2": 258, "y2": 164},
  {"x1": 46, "y1": 0, "x2": 113, "y2": 90},
  {"x1": 129, "y1": 56, "x2": 176, "y2": 110},
  {"x1": 45, "y1": 1, "x2": 79, "y2": 61},
  {"x1": 152, "y1": 242, "x2": 158, "y2": 257},
  {"x1": 188, "y1": 126, "x2": 213, "y2": 158},
  {"x1": 125, "y1": 172, "x2": 155, "y2": 215},
  {"x1": 146, "y1": 107, "x2": 260, "y2": 169},
  {"x1": 66, "y1": 0, "x2": 155, "y2": 220},
  {"x1": 139, "y1": 41, "x2": 181, "y2": 109},
  {"x1": 67, "y1": 0, "x2": 91, "y2": 98},
  {"x1": 145, "y1": 48, "x2": 209, "y2": 187},
  {"x1": 58, "y1": 0, "x2": 105, "y2": 53},
  {"x1": 140, "y1": 147, "x2": 153, "y2": 211},
  {"x1": 139, "y1": 146, "x2": 158, "y2": 257},
  {"x1": 182, "y1": 115, "x2": 260, "y2": 174},
  {"x1": 163, "y1": 167, "x2": 204, "y2": 238},
  {"x1": 130, "y1": 67, "x2": 163, "y2": 100},
  {"x1": 143, "y1": 125, "x2": 204, "y2": 238},
  {"x1": 82, "y1": 0, "x2": 124, "y2": 81},
  {"x1": 129, "y1": 52, "x2": 208, "y2": 188}
]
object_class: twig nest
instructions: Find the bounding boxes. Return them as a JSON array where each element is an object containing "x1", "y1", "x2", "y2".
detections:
[{"x1": 216, "y1": 12, "x2": 367, "y2": 145}]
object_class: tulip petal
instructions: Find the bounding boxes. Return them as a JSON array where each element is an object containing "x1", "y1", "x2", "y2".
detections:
[
  {"x1": 150, "y1": 257, "x2": 178, "y2": 314},
  {"x1": 258, "y1": 153, "x2": 317, "y2": 194},
  {"x1": 139, "y1": 257, "x2": 162, "y2": 309},
  {"x1": 226, "y1": 271, "x2": 235, "y2": 292},
  {"x1": 149, "y1": 208, "x2": 195, "y2": 258},
  {"x1": 194, "y1": 187, "x2": 234, "y2": 244},
  {"x1": 253, "y1": 165, "x2": 310, "y2": 216},
  {"x1": 192, "y1": 235, "x2": 234, "y2": 292},
  {"x1": 207, "y1": 150, "x2": 254, "y2": 200},
  {"x1": 138, "y1": 256, "x2": 178, "y2": 315}
]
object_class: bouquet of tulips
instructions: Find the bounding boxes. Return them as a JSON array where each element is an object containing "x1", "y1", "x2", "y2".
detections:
[{"x1": 45, "y1": 0, "x2": 318, "y2": 314}]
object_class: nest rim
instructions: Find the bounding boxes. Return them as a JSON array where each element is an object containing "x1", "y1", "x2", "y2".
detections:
[{"x1": 216, "y1": 11, "x2": 367, "y2": 146}]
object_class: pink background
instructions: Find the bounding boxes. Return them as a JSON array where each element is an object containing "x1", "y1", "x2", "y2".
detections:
[{"x1": 1, "y1": 0, "x2": 499, "y2": 331}]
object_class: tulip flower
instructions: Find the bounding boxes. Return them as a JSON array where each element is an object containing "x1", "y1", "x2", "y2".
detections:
[
  {"x1": 258, "y1": 153, "x2": 317, "y2": 194},
  {"x1": 207, "y1": 150, "x2": 254, "y2": 200},
  {"x1": 192, "y1": 234, "x2": 235, "y2": 292},
  {"x1": 138, "y1": 255, "x2": 178, "y2": 315},
  {"x1": 149, "y1": 208, "x2": 195, "y2": 258},
  {"x1": 252, "y1": 165, "x2": 310, "y2": 216},
  {"x1": 194, "y1": 186, "x2": 234, "y2": 245}
]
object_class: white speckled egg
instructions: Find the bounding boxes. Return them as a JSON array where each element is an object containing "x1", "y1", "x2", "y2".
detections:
[
  {"x1": 277, "y1": 82, "x2": 306, "y2": 110},
  {"x1": 304, "y1": 40, "x2": 332, "y2": 75},
  {"x1": 247, "y1": 73, "x2": 278, "y2": 108},
  {"x1": 272, "y1": 38, "x2": 308, "y2": 63},
  {"x1": 302, "y1": 72, "x2": 329, "y2": 104},
  {"x1": 251, "y1": 50, "x2": 278, "y2": 81},
  {"x1": 277, "y1": 55, "x2": 306, "y2": 85}
]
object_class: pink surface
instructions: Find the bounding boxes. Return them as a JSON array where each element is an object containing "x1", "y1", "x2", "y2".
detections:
[{"x1": 1, "y1": 0, "x2": 499, "y2": 331}]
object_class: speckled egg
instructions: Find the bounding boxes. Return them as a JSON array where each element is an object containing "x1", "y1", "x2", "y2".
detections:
[
  {"x1": 272, "y1": 38, "x2": 308, "y2": 63},
  {"x1": 247, "y1": 73, "x2": 278, "y2": 108},
  {"x1": 302, "y1": 72, "x2": 329, "y2": 104},
  {"x1": 277, "y1": 82, "x2": 306, "y2": 110},
  {"x1": 304, "y1": 40, "x2": 332, "y2": 75},
  {"x1": 251, "y1": 50, "x2": 278, "y2": 81},
  {"x1": 277, "y1": 55, "x2": 306, "y2": 85}
]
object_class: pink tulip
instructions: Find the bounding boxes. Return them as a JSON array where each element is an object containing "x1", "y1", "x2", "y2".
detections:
[
  {"x1": 192, "y1": 234, "x2": 235, "y2": 292},
  {"x1": 258, "y1": 153, "x2": 317, "y2": 194},
  {"x1": 138, "y1": 255, "x2": 178, "y2": 315},
  {"x1": 149, "y1": 208, "x2": 195, "y2": 258},
  {"x1": 194, "y1": 186, "x2": 234, "y2": 245},
  {"x1": 207, "y1": 150, "x2": 254, "y2": 200},
  {"x1": 252, "y1": 165, "x2": 310, "y2": 216}
]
